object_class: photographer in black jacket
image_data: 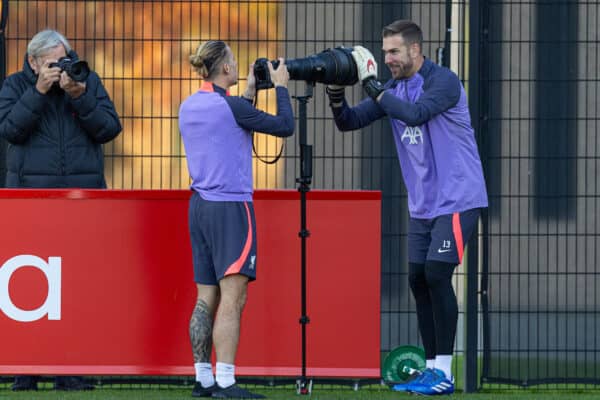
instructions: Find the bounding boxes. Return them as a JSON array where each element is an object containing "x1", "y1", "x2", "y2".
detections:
[
  {"x1": 0, "y1": 29, "x2": 121, "y2": 189},
  {"x1": 0, "y1": 29, "x2": 121, "y2": 391}
]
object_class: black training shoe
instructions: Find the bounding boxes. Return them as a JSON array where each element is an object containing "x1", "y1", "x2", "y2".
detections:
[
  {"x1": 212, "y1": 384, "x2": 266, "y2": 399},
  {"x1": 12, "y1": 375, "x2": 39, "y2": 391},
  {"x1": 193, "y1": 382, "x2": 217, "y2": 397},
  {"x1": 54, "y1": 376, "x2": 95, "y2": 391}
]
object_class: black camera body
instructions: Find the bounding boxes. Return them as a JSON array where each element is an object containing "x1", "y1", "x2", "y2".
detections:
[
  {"x1": 49, "y1": 57, "x2": 90, "y2": 82},
  {"x1": 253, "y1": 47, "x2": 359, "y2": 90},
  {"x1": 253, "y1": 58, "x2": 280, "y2": 90}
]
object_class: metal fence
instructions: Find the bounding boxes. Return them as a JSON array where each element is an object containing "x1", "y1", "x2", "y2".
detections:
[
  {"x1": 0, "y1": 0, "x2": 599, "y2": 392},
  {"x1": 476, "y1": 0, "x2": 600, "y2": 387}
]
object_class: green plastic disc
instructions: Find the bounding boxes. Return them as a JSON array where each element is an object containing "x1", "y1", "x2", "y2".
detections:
[{"x1": 382, "y1": 345, "x2": 426, "y2": 383}]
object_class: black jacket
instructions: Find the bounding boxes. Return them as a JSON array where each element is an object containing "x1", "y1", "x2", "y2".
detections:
[{"x1": 0, "y1": 51, "x2": 122, "y2": 188}]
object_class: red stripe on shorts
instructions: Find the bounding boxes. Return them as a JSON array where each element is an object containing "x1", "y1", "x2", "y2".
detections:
[
  {"x1": 224, "y1": 202, "x2": 252, "y2": 276},
  {"x1": 452, "y1": 212, "x2": 464, "y2": 264}
]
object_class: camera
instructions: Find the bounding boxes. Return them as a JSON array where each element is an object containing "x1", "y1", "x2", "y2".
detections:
[
  {"x1": 49, "y1": 57, "x2": 90, "y2": 82},
  {"x1": 253, "y1": 47, "x2": 359, "y2": 90}
]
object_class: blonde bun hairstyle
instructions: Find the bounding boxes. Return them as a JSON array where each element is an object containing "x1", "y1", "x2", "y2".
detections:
[{"x1": 190, "y1": 40, "x2": 229, "y2": 79}]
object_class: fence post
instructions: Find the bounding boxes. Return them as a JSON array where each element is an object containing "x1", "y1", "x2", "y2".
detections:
[
  {"x1": 464, "y1": 0, "x2": 487, "y2": 393},
  {"x1": 0, "y1": 0, "x2": 7, "y2": 187}
]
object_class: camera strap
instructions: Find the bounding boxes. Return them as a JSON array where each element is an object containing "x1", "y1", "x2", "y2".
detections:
[
  {"x1": 250, "y1": 95, "x2": 285, "y2": 165},
  {"x1": 252, "y1": 132, "x2": 284, "y2": 165}
]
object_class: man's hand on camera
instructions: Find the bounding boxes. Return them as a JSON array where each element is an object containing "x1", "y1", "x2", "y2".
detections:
[
  {"x1": 351, "y1": 45, "x2": 378, "y2": 83},
  {"x1": 35, "y1": 60, "x2": 61, "y2": 94},
  {"x1": 243, "y1": 64, "x2": 257, "y2": 100},
  {"x1": 60, "y1": 72, "x2": 86, "y2": 99},
  {"x1": 363, "y1": 78, "x2": 385, "y2": 101},
  {"x1": 326, "y1": 84, "x2": 345, "y2": 107},
  {"x1": 268, "y1": 58, "x2": 289, "y2": 88}
]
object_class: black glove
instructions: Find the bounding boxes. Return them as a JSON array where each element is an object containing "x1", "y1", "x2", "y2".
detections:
[
  {"x1": 326, "y1": 85, "x2": 345, "y2": 106},
  {"x1": 363, "y1": 78, "x2": 385, "y2": 101}
]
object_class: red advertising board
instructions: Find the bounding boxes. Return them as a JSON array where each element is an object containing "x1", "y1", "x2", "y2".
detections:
[{"x1": 0, "y1": 189, "x2": 380, "y2": 377}]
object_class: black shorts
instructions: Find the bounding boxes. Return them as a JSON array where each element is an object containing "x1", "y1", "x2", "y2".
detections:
[
  {"x1": 188, "y1": 192, "x2": 257, "y2": 285},
  {"x1": 408, "y1": 208, "x2": 480, "y2": 265}
]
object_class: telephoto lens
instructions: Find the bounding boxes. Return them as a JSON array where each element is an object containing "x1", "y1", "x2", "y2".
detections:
[{"x1": 253, "y1": 47, "x2": 359, "y2": 90}]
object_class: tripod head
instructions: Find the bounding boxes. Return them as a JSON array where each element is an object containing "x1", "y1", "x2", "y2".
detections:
[{"x1": 293, "y1": 82, "x2": 315, "y2": 185}]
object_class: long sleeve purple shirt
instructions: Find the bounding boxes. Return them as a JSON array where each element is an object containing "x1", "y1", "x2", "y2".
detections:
[
  {"x1": 179, "y1": 83, "x2": 294, "y2": 201},
  {"x1": 331, "y1": 58, "x2": 488, "y2": 218}
]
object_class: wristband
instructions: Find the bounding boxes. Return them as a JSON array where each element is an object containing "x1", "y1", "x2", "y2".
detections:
[
  {"x1": 363, "y1": 78, "x2": 385, "y2": 101},
  {"x1": 325, "y1": 86, "x2": 345, "y2": 106}
]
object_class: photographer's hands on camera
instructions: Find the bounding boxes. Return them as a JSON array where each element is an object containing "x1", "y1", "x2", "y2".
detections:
[
  {"x1": 36, "y1": 59, "x2": 86, "y2": 98},
  {"x1": 243, "y1": 64, "x2": 257, "y2": 100},
  {"x1": 268, "y1": 59, "x2": 290, "y2": 88},
  {"x1": 244, "y1": 58, "x2": 289, "y2": 100}
]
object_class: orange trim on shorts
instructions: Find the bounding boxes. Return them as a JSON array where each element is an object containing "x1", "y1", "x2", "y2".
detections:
[
  {"x1": 224, "y1": 202, "x2": 252, "y2": 276},
  {"x1": 452, "y1": 212, "x2": 464, "y2": 264}
]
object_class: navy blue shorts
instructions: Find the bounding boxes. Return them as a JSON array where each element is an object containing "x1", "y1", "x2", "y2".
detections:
[
  {"x1": 188, "y1": 192, "x2": 257, "y2": 285},
  {"x1": 408, "y1": 208, "x2": 481, "y2": 265}
]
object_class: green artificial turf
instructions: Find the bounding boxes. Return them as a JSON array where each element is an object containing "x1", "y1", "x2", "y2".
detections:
[{"x1": 2, "y1": 385, "x2": 600, "y2": 400}]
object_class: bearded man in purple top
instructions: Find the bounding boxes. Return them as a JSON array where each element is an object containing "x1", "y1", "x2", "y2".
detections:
[
  {"x1": 326, "y1": 20, "x2": 488, "y2": 396},
  {"x1": 179, "y1": 40, "x2": 294, "y2": 399}
]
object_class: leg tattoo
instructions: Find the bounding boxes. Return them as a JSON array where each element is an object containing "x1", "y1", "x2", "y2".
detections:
[{"x1": 190, "y1": 298, "x2": 213, "y2": 363}]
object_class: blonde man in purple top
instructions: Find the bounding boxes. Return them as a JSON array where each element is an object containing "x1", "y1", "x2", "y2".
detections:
[
  {"x1": 326, "y1": 20, "x2": 488, "y2": 395},
  {"x1": 179, "y1": 40, "x2": 294, "y2": 398}
]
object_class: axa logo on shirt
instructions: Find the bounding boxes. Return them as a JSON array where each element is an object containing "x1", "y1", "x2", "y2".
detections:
[
  {"x1": 401, "y1": 126, "x2": 424, "y2": 145},
  {"x1": 0, "y1": 255, "x2": 61, "y2": 322}
]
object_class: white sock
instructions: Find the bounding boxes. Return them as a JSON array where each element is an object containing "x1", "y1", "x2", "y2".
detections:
[
  {"x1": 435, "y1": 355, "x2": 452, "y2": 379},
  {"x1": 195, "y1": 362, "x2": 215, "y2": 388},
  {"x1": 216, "y1": 362, "x2": 235, "y2": 388},
  {"x1": 426, "y1": 359, "x2": 435, "y2": 370}
]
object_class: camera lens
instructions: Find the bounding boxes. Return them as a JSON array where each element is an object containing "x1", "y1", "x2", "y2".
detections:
[
  {"x1": 284, "y1": 47, "x2": 358, "y2": 85},
  {"x1": 253, "y1": 47, "x2": 359, "y2": 90},
  {"x1": 67, "y1": 61, "x2": 90, "y2": 82}
]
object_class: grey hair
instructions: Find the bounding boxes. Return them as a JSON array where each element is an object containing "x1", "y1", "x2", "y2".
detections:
[{"x1": 27, "y1": 29, "x2": 72, "y2": 58}]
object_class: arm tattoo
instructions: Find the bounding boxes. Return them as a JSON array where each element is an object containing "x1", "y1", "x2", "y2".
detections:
[{"x1": 189, "y1": 298, "x2": 213, "y2": 363}]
